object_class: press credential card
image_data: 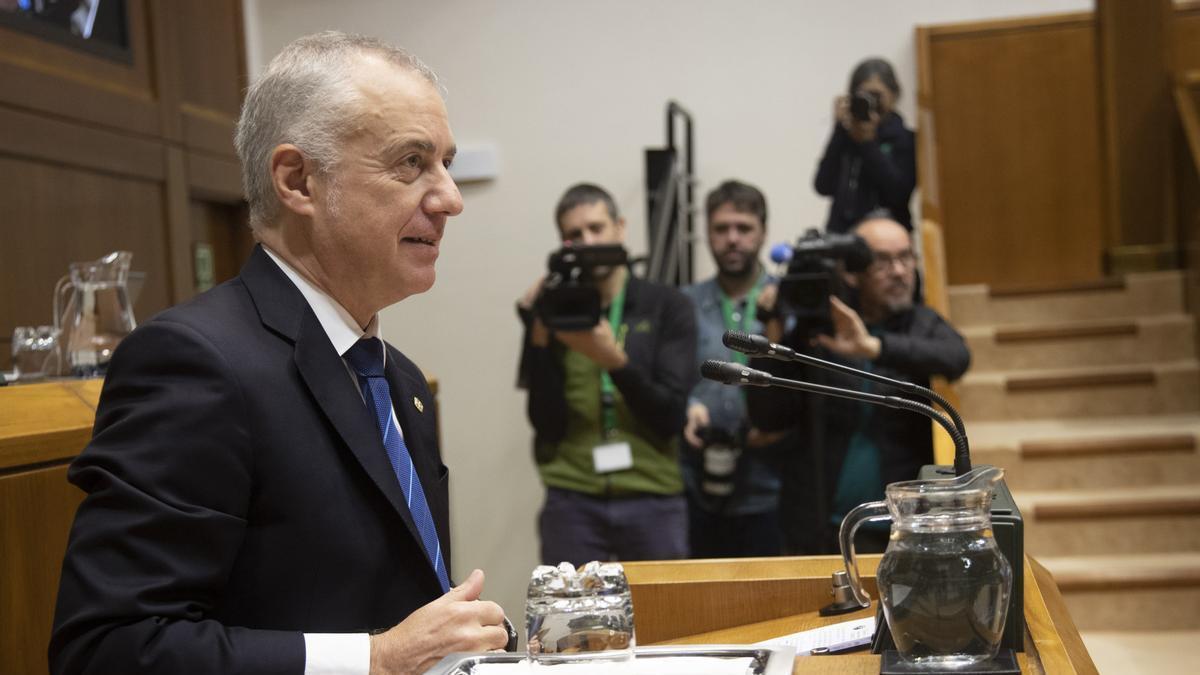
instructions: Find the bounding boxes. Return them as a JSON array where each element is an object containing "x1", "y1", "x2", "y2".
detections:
[{"x1": 592, "y1": 442, "x2": 633, "y2": 473}]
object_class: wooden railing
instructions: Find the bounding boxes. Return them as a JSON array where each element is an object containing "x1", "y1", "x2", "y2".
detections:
[
  {"x1": 1175, "y1": 69, "x2": 1200, "y2": 359},
  {"x1": 920, "y1": 219, "x2": 961, "y2": 466}
]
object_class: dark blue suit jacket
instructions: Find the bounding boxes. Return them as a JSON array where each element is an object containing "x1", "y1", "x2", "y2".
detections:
[{"x1": 50, "y1": 245, "x2": 449, "y2": 674}]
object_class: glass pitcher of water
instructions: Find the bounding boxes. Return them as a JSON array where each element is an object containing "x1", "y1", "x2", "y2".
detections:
[
  {"x1": 54, "y1": 251, "x2": 137, "y2": 377},
  {"x1": 839, "y1": 466, "x2": 1012, "y2": 670}
]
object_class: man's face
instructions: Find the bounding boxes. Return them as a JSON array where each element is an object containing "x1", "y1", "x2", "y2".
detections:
[
  {"x1": 855, "y1": 218, "x2": 916, "y2": 317},
  {"x1": 707, "y1": 202, "x2": 765, "y2": 279},
  {"x1": 308, "y1": 56, "x2": 463, "y2": 309},
  {"x1": 557, "y1": 201, "x2": 626, "y2": 280},
  {"x1": 557, "y1": 201, "x2": 625, "y2": 247}
]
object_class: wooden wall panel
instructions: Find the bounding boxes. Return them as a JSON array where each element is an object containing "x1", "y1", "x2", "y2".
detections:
[
  {"x1": 921, "y1": 15, "x2": 1106, "y2": 286},
  {"x1": 1176, "y1": 2, "x2": 1200, "y2": 72},
  {"x1": 0, "y1": 0, "x2": 250, "y2": 366},
  {"x1": 0, "y1": 0, "x2": 157, "y2": 136},
  {"x1": 175, "y1": 0, "x2": 246, "y2": 159},
  {"x1": 0, "y1": 157, "x2": 172, "y2": 345}
]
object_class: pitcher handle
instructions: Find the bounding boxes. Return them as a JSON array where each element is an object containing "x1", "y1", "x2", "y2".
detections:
[
  {"x1": 53, "y1": 274, "x2": 72, "y2": 331},
  {"x1": 838, "y1": 500, "x2": 891, "y2": 608}
]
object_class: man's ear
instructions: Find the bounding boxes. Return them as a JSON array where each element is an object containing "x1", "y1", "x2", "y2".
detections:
[
  {"x1": 270, "y1": 144, "x2": 316, "y2": 218},
  {"x1": 615, "y1": 216, "x2": 627, "y2": 240}
]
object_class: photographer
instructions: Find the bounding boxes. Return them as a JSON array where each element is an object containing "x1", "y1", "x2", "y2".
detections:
[
  {"x1": 749, "y1": 214, "x2": 969, "y2": 554},
  {"x1": 814, "y1": 58, "x2": 916, "y2": 234},
  {"x1": 681, "y1": 180, "x2": 786, "y2": 558},
  {"x1": 517, "y1": 183, "x2": 697, "y2": 566}
]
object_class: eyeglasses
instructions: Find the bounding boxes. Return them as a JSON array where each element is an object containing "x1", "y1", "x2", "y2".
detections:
[{"x1": 867, "y1": 249, "x2": 917, "y2": 274}]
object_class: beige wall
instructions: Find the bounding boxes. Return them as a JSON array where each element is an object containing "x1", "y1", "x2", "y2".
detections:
[{"x1": 243, "y1": 0, "x2": 1090, "y2": 628}]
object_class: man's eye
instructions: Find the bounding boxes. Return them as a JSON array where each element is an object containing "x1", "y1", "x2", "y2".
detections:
[{"x1": 443, "y1": 158, "x2": 454, "y2": 170}]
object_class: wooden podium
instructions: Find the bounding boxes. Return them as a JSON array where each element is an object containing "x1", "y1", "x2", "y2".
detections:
[{"x1": 624, "y1": 555, "x2": 1099, "y2": 674}]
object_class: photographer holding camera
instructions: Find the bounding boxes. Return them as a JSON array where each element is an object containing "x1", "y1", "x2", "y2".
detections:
[
  {"x1": 749, "y1": 213, "x2": 969, "y2": 554},
  {"x1": 814, "y1": 58, "x2": 916, "y2": 234},
  {"x1": 681, "y1": 180, "x2": 787, "y2": 558},
  {"x1": 517, "y1": 183, "x2": 697, "y2": 566}
]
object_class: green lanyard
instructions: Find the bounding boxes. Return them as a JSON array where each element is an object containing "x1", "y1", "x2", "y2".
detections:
[
  {"x1": 719, "y1": 281, "x2": 761, "y2": 364},
  {"x1": 599, "y1": 280, "x2": 629, "y2": 439}
]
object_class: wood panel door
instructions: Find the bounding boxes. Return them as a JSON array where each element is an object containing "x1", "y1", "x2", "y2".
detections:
[{"x1": 918, "y1": 14, "x2": 1107, "y2": 287}]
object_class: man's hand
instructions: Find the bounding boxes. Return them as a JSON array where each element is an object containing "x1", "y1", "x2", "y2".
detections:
[
  {"x1": 756, "y1": 284, "x2": 784, "y2": 344},
  {"x1": 835, "y1": 95, "x2": 852, "y2": 132},
  {"x1": 814, "y1": 296, "x2": 881, "y2": 360},
  {"x1": 555, "y1": 319, "x2": 629, "y2": 370},
  {"x1": 683, "y1": 402, "x2": 710, "y2": 449},
  {"x1": 519, "y1": 276, "x2": 550, "y2": 347},
  {"x1": 745, "y1": 427, "x2": 788, "y2": 449},
  {"x1": 369, "y1": 569, "x2": 508, "y2": 675}
]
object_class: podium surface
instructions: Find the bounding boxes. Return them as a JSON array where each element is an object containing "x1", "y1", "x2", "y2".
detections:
[{"x1": 624, "y1": 555, "x2": 1098, "y2": 674}]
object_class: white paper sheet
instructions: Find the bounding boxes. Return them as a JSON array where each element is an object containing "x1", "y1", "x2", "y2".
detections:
[
  {"x1": 468, "y1": 656, "x2": 756, "y2": 674},
  {"x1": 753, "y1": 616, "x2": 875, "y2": 656}
]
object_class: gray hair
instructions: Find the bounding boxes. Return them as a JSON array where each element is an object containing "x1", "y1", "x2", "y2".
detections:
[{"x1": 235, "y1": 31, "x2": 440, "y2": 229}]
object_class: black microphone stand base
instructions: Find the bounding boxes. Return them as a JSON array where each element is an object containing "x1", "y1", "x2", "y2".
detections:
[{"x1": 879, "y1": 649, "x2": 1020, "y2": 674}]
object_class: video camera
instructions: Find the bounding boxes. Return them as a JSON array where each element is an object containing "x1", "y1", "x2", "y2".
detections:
[
  {"x1": 534, "y1": 244, "x2": 629, "y2": 331},
  {"x1": 850, "y1": 90, "x2": 880, "y2": 122},
  {"x1": 774, "y1": 229, "x2": 872, "y2": 341}
]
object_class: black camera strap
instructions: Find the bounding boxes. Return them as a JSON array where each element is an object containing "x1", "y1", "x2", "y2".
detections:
[{"x1": 599, "y1": 279, "x2": 629, "y2": 440}]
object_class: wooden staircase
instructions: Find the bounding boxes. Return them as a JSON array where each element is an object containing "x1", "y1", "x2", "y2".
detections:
[{"x1": 950, "y1": 271, "x2": 1200, "y2": 672}]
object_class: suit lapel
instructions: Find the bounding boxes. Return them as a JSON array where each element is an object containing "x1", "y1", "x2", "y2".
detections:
[{"x1": 240, "y1": 246, "x2": 431, "y2": 576}]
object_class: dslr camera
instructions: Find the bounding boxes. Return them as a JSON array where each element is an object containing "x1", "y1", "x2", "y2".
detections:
[
  {"x1": 775, "y1": 229, "x2": 872, "y2": 341},
  {"x1": 849, "y1": 90, "x2": 880, "y2": 122},
  {"x1": 534, "y1": 244, "x2": 629, "y2": 331}
]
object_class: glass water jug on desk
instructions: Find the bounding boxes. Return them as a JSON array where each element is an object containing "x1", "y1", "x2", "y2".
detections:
[
  {"x1": 839, "y1": 466, "x2": 1013, "y2": 670},
  {"x1": 54, "y1": 251, "x2": 137, "y2": 377}
]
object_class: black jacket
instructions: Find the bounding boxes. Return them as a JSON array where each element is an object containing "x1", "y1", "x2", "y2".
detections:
[
  {"x1": 746, "y1": 304, "x2": 969, "y2": 554},
  {"x1": 518, "y1": 275, "x2": 697, "y2": 450},
  {"x1": 814, "y1": 112, "x2": 916, "y2": 233},
  {"x1": 51, "y1": 246, "x2": 447, "y2": 675}
]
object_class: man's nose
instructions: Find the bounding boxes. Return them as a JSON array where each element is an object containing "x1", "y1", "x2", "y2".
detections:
[{"x1": 426, "y1": 169, "x2": 464, "y2": 216}]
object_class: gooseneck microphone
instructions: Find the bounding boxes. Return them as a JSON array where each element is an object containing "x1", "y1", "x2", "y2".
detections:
[
  {"x1": 722, "y1": 330, "x2": 970, "y2": 474},
  {"x1": 701, "y1": 359, "x2": 971, "y2": 476}
]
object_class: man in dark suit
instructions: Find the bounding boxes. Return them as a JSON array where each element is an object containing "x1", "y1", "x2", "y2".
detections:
[{"x1": 50, "y1": 32, "x2": 509, "y2": 675}]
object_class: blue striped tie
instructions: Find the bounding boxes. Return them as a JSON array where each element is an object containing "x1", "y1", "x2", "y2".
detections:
[{"x1": 344, "y1": 337, "x2": 450, "y2": 593}]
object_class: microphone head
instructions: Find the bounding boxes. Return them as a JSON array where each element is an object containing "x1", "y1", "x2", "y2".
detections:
[
  {"x1": 700, "y1": 359, "x2": 739, "y2": 385},
  {"x1": 769, "y1": 242, "x2": 793, "y2": 264},
  {"x1": 722, "y1": 330, "x2": 766, "y2": 355}
]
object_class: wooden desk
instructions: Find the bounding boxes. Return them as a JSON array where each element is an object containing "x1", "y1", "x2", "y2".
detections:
[
  {"x1": 1, "y1": 379, "x2": 100, "y2": 675},
  {"x1": 625, "y1": 555, "x2": 1099, "y2": 674}
]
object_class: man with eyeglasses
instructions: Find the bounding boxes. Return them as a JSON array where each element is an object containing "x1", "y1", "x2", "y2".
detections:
[{"x1": 748, "y1": 213, "x2": 970, "y2": 554}]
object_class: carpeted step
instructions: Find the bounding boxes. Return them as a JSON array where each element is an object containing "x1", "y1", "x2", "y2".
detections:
[
  {"x1": 1040, "y1": 553, "x2": 1200, "y2": 631},
  {"x1": 963, "y1": 314, "x2": 1195, "y2": 373},
  {"x1": 1017, "y1": 485, "x2": 1200, "y2": 557},
  {"x1": 1080, "y1": 629, "x2": 1200, "y2": 674},
  {"x1": 969, "y1": 415, "x2": 1200, "y2": 490},
  {"x1": 949, "y1": 271, "x2": 1184, "y2": 328},
  {"x1": 958, "y1": 361, "x2": 1200, "y2": 421}
]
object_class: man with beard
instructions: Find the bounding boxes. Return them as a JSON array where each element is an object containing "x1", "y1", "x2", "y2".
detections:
[
  {"x1": 517, "y1": 183, "x2": 696, "y2": 566},
  {"x1": 749, "y1": 213, "x2": 970, "y2": 554},
  {"x1": 681, "y1": 180, "x2": 786, "y2": 558}
]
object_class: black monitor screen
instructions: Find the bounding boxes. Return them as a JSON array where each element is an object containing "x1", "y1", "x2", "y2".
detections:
[{"x1": 0, "y1": 0, "x2": 130, "y2": 62}]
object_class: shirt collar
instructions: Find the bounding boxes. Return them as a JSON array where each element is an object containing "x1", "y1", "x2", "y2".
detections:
[{"x1": 261, "y1": 245, "x2": 382, "y2": 357}]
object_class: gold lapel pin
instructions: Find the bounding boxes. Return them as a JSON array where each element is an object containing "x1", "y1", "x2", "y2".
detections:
[{"x1": 413, "y1": 396, "x2": 424, "y2": 413}]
